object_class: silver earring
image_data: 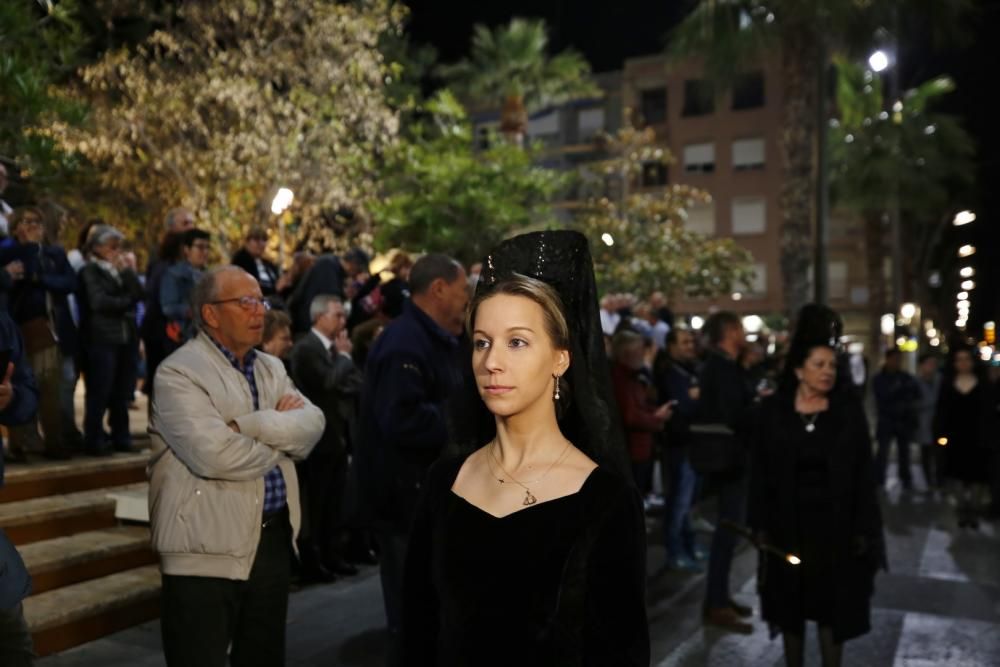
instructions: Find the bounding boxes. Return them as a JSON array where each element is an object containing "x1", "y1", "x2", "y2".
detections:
[{"x1": 553, "y1": 375, "x2": 561, "y2": 400}]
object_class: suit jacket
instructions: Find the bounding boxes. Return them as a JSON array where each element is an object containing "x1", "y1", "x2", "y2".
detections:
[{"x1": 290, "y1": 330, "x2": 362, "y2": 458}]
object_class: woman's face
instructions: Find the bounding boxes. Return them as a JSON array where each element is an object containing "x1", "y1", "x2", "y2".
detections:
[
  {"x1": 954, "y1": 350, "x2": 974, "y2": 375},
  {"x1": 472, "y1": 294, "x2": 569, "y2": 419},
  {"x1": 796, "y1": 346, "x2": 837, "y2": 395},
  {"x1": 263, "y1": 326, "x2": 293, "y2": 360},
  {"x1": 93, "y1": 240, "x2": 121, "y2": 263}
]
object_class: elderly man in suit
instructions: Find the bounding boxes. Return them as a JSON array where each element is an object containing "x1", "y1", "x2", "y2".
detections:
[
  {"x1": 148, "y1": 266, "x2": 324, "y2": 667},
  {"x1": 289, "y1": 294, "x2": 363, "y2": 581}
]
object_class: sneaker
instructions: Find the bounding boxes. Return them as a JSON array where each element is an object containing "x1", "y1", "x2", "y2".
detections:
[
  {"x1": 703, "y1": 607, "x2": 754, "y2": 634},
  {"x1": 667, "y1": 555, "x2": 704, "y2": 573}
]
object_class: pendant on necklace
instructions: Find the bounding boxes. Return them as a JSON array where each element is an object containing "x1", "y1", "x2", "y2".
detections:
[
  {"x1": 523, "y1": 490, "x2": 537, "y2": 506},
  {"x1": 805, "y1": 422, "x2": 816, "y2": 433}
]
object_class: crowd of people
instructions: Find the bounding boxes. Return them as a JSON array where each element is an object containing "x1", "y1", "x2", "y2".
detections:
[{"x1": 1, "y1": 200, "x2": 999, "y2": 666}]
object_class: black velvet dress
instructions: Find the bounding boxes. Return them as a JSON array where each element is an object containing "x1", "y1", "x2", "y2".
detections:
[{"x1": 401, "y1": 456, "x2": 650, "y2": 667}]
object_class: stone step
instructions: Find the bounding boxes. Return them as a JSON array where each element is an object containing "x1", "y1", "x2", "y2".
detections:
[
  {"x1": 0, "y1": 449, "x2": 149, "y2": 504},
  {"x1": 24, "y1": 564, "x2": 161, "y2": 658},
  {"x1": 0, "y1": 483, "x2": 147, "y2": 546},
  {"x1": 18, "y1": 526, "x2": 155, "y2": 595}
]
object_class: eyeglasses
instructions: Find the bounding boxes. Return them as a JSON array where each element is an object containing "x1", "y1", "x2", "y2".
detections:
[{"x1": 210, "y1": 296, "x2": 271, "y2": 311}]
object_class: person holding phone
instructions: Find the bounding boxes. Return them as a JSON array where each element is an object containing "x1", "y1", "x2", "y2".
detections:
[{"x1": 1, "y1": 309, "x2": 39, "y2": 664}]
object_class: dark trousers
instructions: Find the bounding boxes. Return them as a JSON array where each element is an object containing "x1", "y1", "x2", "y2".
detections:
[
  {"x1": 160, "y1": 509, "x2": 292, "y2": 667},
  {"x1": 372, "y1": 521, "x2": 408, "y2": 667},
  {"x1": 875, "y1": 422, "x2": 912, "y2": 486},
  {"x1": 0, "y1": 603, "x2": 34, "y2": 666},
  {"x1": 662, "y1": 445, "x2": 698, "y2": 558},
  {"x1": 704, "y1": 472, "x2": 748, "y2": 610},
  {"x1": 631, "y1": 459, "x2": 655, "y2": 496},
  {"x1": 83, "y1": 341, "x2": 137, "y2": 451},
  {"x1": 295, "y1": 449, "x2": 348, "y2": 566}
]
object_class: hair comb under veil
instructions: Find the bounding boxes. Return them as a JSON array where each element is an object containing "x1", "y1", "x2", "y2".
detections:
[{"x1": 449, "y1": 230, "x2": 629, "y2": 478}]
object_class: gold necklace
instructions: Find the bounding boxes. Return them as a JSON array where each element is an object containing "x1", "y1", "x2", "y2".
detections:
[{"x1": 487, "y1": 440, "x2": 573, "y2": 506}]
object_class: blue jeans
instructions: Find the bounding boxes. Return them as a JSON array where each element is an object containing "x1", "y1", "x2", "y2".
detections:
[
  {"x1": 663, "y1": 446, "x2": 697, "y2": 558},
  {"x1": 83, "y1": 341, "x2": 137, "y2": 451},
  {"x1": 704, "y1": 472, "x2": 748, "y2": 610},
  {"x1": 875, "y1": 422, "x2": 912, "y2": 486}
]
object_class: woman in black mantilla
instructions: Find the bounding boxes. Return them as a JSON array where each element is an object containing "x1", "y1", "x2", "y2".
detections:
[
  {"x1": 748, "y1": 305, "x2": 886, "y2": 667},
  {"x1": 401, "y1": 231, "x2": 649, "y2": 666}
]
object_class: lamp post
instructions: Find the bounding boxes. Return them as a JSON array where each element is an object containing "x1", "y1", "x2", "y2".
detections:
[{"x1": 270, "y1": 187, "x2": 294, "y2": 269}]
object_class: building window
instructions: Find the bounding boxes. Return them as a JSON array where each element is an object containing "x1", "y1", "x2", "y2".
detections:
[
  {"x1": 732, "y1": 71, "x2": 765, "y2": 110},
  {"x1": 641, "y1": 162, "x2": 668, "y2": 187},
  {"x1": 684, "y1": 202, "x2": 715, "y2": 235},
  {"x1": 639, "y1": 87, "x2": 667, "y2": 125},
  {"x1": 578, "y1": 107, "x2": 605, "y2": 140},
  {"x1": 683, "y1": 79, "x2": 715, "y2": 116},
  {"x1": 683, "y1": 142, "x2": 715, "y2": 173},
  {"x1": 829, "y1": 261, "x2": 848, "y2": 300},
  {"x1": 746, "y1": 262, "x2": 767, "y2": 296},
  {"x1": 527, "y1": 110, "x2": 560, "y2": 138},
  {"x1": 732, "y1": 137, "x2": 766, "y2": 170},
  {"x1": 731, "y1": 197, "x2": 766, "y2": 234}
]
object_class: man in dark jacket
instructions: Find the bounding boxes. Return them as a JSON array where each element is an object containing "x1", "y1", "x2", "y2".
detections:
[
  {"x1": 289, "y1": 294, "x2": 363, "y2": 581},
  {"x1": 696, "y1": 311, "x2": 756, "y2": 633},
  {"x1": 287, "y1": 248, "x2": 369, "y2": 335},
  {"x1": 1, "y1": 310, "x2": 39, "y2": 664},
  {"x1": 872, "y1": 348, "x2": 920, "y2": 489},
  {"x1": 0, "y1": 207, "x2": 76, "y2": 460},
  {"x1": 231, "y1": 227, "x2": 280, "y2": 298},
  {"x1": 357, "y1": 253, "x2": 467, "y2": 667}
]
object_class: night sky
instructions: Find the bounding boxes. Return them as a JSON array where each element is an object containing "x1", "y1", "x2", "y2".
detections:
[{"x1": 407, "y1": 0, "x2": 1000, "y2": 338}]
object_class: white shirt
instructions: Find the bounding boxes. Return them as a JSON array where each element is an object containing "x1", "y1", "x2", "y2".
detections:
[
  {"x1": 600, "y1": 309, "x2": 621, "y2": 336},
  {"x1": 311, "y1": 327, "x2": 350, "y2": 360}
]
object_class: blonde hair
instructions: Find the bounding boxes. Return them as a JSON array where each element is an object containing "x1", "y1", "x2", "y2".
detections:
[{"x1": 467, "y1": 273, "x2": 570, "y2": 351}]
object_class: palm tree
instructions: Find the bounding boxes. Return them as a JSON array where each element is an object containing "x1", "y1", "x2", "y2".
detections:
[
  {"x1": 439, "y1": 18, "x2": 600, "y2": 145},
  {"x1": 829, "y1": 57, "x2": 974, "y2": 347},
  {"x1": 670, "y1": 0, "x2": 964, "y2": 319}
]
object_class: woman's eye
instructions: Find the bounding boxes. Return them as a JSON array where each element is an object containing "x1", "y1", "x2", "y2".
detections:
[
  {"x1": 473, "y1": 339, "x2": 490, "y2": 350},
  {"x1": 509, "y1": 338, "x2": 527, "y2": 348}
]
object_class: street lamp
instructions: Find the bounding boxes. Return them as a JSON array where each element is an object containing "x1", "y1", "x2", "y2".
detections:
[
  {"x1": 868, "y1": 50, "x2": 890, "y2": 73},
  {"x1": 270, "y1": 187, "x2": 294, "y2": 268},
  {"x1": 961, "y1": 280, "x2": 976, "y2": 291},
  {"x1": 958, "y1": 245, "x2": 976, "y2": 258},
  {"x1": 601, "y1": 233, "x2": 614, "y2": 247},
  {"x1": 959, "y1": 266, "x2": 975, "y2": 278},
  {"x1": 953, "y1": 210, "x2": 976, "y2": 226}
]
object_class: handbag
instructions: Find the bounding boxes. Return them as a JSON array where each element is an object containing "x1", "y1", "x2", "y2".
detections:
[{"x1": 687, "y1": 423, "x2": 745, "y2": 475}]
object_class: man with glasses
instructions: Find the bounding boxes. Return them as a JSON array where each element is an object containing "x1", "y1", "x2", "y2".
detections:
[
  {"x1": 149, "y1": 266, "x2": 323, "y2": 666},
  {"x1": 0, "y1": 207, "x2": 77, "y2": 460},
  {"x1": 161, "y1": 228, "x2": 212, "y2": 351}
]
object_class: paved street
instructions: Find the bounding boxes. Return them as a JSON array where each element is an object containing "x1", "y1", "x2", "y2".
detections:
[{"x1": 39, "y1": 463, "x2": 1000, "y2": 666}]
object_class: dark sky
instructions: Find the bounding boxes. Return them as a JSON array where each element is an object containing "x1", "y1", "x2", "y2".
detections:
[{"x1": 407, "y1": 0, "x2": 1000, "y2": 335}]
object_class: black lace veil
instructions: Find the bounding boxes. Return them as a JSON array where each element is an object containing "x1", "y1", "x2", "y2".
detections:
[{"x1": 448, "y1": 230, "x2": 629, "y2": 478}]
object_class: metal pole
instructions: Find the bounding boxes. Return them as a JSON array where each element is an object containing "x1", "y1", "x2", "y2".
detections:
[
  {"x1": 888, "y1": 18, "x2": 903, "y2": 313},
  {"x1": 815, "y1": 40, "x2": 830, "y2": 305}
]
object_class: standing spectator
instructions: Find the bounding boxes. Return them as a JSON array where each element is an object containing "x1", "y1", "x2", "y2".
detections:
[
  {"x1": 290, "y1": 295, "x2": 363, "y2": 582},
  {"x1": 914, "y1": 354, "x2": 943, "y2": 490},
  {"x1": 275, "y1": 251, "x2": 314, "y2": 306},
  {"x1": 696, "y1": 311, "x2": 755, "y2": 633},
  {"x1": 1, "y1": 310, "x2": 39, "y2": 665},
  {"x1": 160, "y1": 228, "x2": 211, "y2": 351},
  {"x1": 872, "y1": 348, "x2": 920, "y2": 490},
  {"x1": 934, "y1": 347, "x2": 992, "y2": 529},
  {"x1": 749, "y1": 313, "x2": 885, "y2": 667},
  {"x1": 148, "y1": 266, "x2": 323, "y2": 667},
  {"x1": 231, "y1": 227, "x2": 279, "y2": 298},
  {"x1": 357, "y1": 253, "x2": 467, "y2": 666},
  {"x1": 611, "y1": 329, "x2": 671, "y2": 494},
  {"x1": 649, "y1": 290, "x2": 676, "y2": 329},
  {"x1": 260, "y1": 309, "x2": 294, "y2": 363},
  {"x1": 140, "y1": 231, "x2": 185, "y2": 401},
  {"x1": 0, "y1": 163, "x2": 13, "y2": 239},
  {"x1": 655, "y1": 328, "x2": 704, "y2": 571},
  {"x1": 0, "y1": 207, "x2": 77, "y2": 460},
  {"x1": 162, "y1": 207, "x2": 195, "y2": 234},
  {"x1": 287, "y1": 248, "x2": 369, "y2": 335},
  {"x1": 599, "y1": 294, "x2": 621, "y2": 336},
  {"x1": 634, "y1": 301, "x2": 670, "y2": 351},
  {"x1": 378, "y1": 250, "x2": 413, "y2": 320},
  {"x1": 78, "y1": 226, "x2": 144, "y2": 456}
]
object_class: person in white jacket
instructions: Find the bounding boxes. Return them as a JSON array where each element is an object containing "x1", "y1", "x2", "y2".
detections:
[{"x1": 148, "y1": 265, "x2": 324, "y2": 667}]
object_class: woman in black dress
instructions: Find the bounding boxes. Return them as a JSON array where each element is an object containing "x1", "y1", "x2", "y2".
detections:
[
  {"x1": 402, "y1": 231, "x2": 649, "y2": 666},
  {"x1": 934, "y1": 347, "x2": 992, "y2": 528},
  {"x1": 749, "y1": 305, "x2": 885, "y2": 667}
]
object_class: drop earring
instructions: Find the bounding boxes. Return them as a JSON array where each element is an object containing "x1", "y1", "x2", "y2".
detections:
[{"x1": 553, "y1": 375, "x2": 561, "y2": 400}]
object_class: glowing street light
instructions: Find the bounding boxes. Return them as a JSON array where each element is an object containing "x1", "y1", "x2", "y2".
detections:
[
  {"x1": 880, "y1": 314, "x2": 896, "y2": 336},
  {"x1": 868, "y1": 50, "x2": 890, "y2": 73},
  {"x1": 690, "y1": 316, "x2": 705, "y2": 330},
  {"x1": 957, "y1": 291, "x2": 969, "y2": 301},
  {"x1": 601, "y1": 233, "x2": 614, "y2": 247},
  {"x1": 900, "y1": 303, "x2": 917, "y2": 320},
  {"x1": 953, "y1": 210, "x2": 976, "y2": 226},
  {"x1": 270, "y1": 187, "x2": 294, "y2": 268},
  {"x1": 960, "y1": 266, "x2": 975, "y2": 278},
  {"x1": 958, "y1": 245, "x2": 976, "y2": 258},
  {"x1": 957, "y1": 300, "x2": 971, "y2": 309},
  {"x1": 961, "y1": 280, "x2": 976, "y2": 291}
]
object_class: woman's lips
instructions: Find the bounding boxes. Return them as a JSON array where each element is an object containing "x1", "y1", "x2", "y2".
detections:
[{"x1": 483, "y1": 386, "x2": 514, "y2": 395}]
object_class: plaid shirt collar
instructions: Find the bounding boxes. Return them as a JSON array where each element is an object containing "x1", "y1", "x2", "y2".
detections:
[{"x1": 205, "y1": 331, "x2": 258, "y2": 371}]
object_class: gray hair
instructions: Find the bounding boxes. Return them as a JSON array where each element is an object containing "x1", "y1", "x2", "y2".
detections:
[
  {"x1": 409, "y1": 253, "x2": 463, "y2": 295},
  {"x1": 164, "y1": 207, "x2": 193, "y2": 230},
  {"x1": 191, "y1": 266, "x2": 247, "y2": 329},
  {"x1": 86, "y1": 225, "x2": 124, "y2": 255},
  {"x1": 309, "y1": 294, "x2": 343, "y2": 323}
]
